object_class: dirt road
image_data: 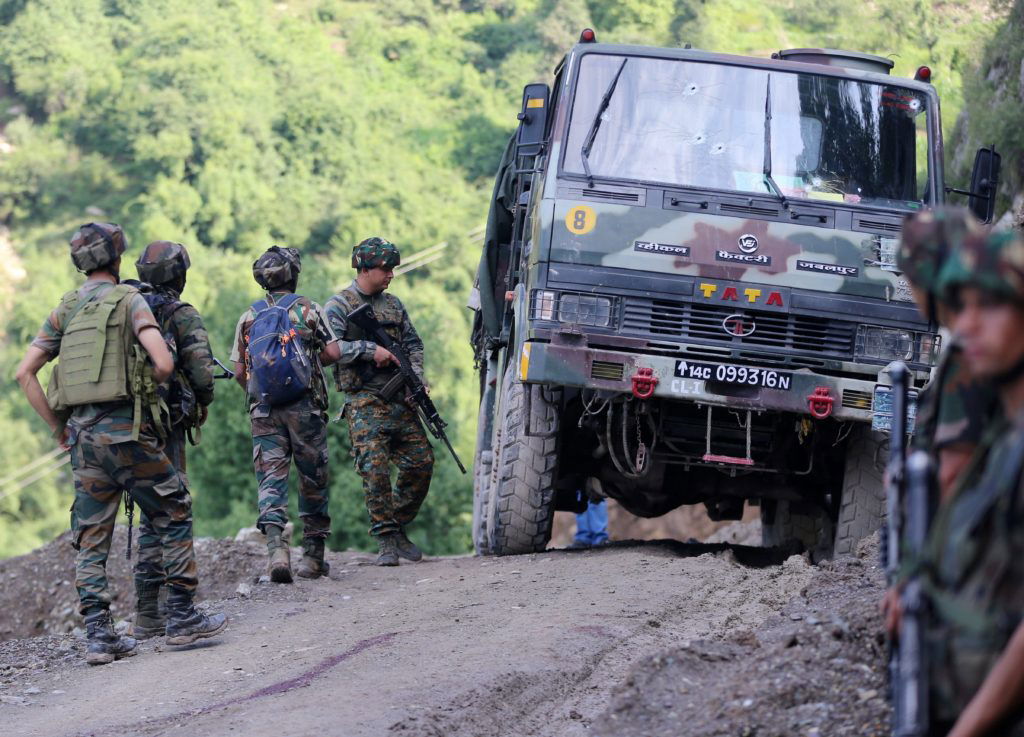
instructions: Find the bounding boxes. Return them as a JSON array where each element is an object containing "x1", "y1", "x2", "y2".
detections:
[{"x1": 2, "y1": 538, "x2": 823, "y2": 737}]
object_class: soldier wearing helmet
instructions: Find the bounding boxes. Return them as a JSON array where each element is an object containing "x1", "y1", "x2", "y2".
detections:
[
  {"x1": 907, "y1": 228, "x2": 1024, "y2": 736},
  {"x1": 125, "y1": 240, "x2": 218, "y2": 639},
  {"x1": 324, "y1": 237, "x2": 434, "y2": 567},
  {"x1": 895, "y1": 209, "x2": 998, "y2": 499},
  {"x1": 15, "y1": 223, "x2": 226, "y2": 664},
  {"x1": 231, "y1": 246, "x2": 341, "y2": 582}
]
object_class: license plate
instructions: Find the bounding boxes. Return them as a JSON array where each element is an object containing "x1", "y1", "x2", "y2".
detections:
[{"x1": 674, "y1": 360, "x2": 793, "y2": 390}]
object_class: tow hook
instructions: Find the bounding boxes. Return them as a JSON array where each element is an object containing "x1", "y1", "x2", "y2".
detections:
[
  {"x1": 807, "y1": 387, "x2": 834, "y2": 419},
  {"x1": 631, "y1": 367, "x2": 658, "y2": 399}
]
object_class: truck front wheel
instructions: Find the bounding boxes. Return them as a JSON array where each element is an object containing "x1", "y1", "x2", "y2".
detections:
[
  {"x1": 486, "y1": 364, "x2": 560, "y2": 555},
  {"x1": 760, "y1": 499, "x2": 832, "y2": 561},
  {"x1": 832, "y1": 426, "x2": 886, "y2": 557}
]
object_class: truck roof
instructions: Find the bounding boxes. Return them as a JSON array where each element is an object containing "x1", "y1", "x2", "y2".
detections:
[{"x1": 564, "y1": 42, "x2": 935, "y2": 94}]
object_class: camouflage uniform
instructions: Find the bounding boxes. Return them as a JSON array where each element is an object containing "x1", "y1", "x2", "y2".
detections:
[
  {"x1": 129, "y1": 242, "x2": 216, "y2": 606},
  {"x1": 324, "y1": 239, "x2": 434, "y2": 541},
  {"x1": 916, "y1": 229, "x2": 1024, "y2": 731},
  {"x1": 231, "y1": 291, "x2": 336, "y2": 540},
  {"x1": 33, "y1": 280, "x2": 199, "y2": 616}
]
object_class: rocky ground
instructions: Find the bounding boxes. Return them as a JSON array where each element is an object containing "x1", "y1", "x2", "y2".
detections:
[
  {"x1": 0, "y1": 525, "x2": 891, "y2": 737},
  {"x1": 0, "y1": 525, "x2": 269, "y2": 641}
]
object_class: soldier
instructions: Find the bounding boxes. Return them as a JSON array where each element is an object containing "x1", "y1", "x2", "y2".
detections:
[
  {"x1": 883, "y1": 208, "x2": 1000, "y2": 655},
  {"x1": 127, "y1": 241, "x2": 216, "y2": 639},
  {"x1": 14, "y1": 223, "x2": 226, "y2": 665},
  {"x1": 324, "y1": 237, "x2": 434, "y2": 567},
  {"x1": 897, "y1": 208, "x2": 999, "y2": 500},
  {"x1": 231, "y1": 246, "x2": 340, "y2": 582},
  {"x1": 917, "y1": 228, "x2": 1024, "y2": 736}
]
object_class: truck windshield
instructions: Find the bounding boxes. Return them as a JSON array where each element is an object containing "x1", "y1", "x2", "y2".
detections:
[{"x1": 563, "y1": 53, "x2": 932, "y2": 210}]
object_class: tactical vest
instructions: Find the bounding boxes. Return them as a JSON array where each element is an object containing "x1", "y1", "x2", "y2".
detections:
[
  {"x1": 46, "y1": 283, "x2": 164, "y2": 440},
  {"x1": 328, "y1": 286, "x2": 404, "y2": 394}
]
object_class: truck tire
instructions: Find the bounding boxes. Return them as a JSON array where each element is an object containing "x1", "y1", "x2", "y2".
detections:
[
  {"x1": 833, "y1": 426, "x2": 886, "y2": 557},
  {"x1": 760, "y1": 500, "x2": 831, "y2": 561},
  {"x1": 486, "y1": 365, "x2": 559, "y2": 555},
  {"x1": 472, "y1": 393, "x2": 494, "y2": 555}
]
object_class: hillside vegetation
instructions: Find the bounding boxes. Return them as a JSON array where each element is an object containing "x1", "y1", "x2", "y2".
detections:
[{"x1": 0, "y1": 0, "x2": 1012, "y2": 558}]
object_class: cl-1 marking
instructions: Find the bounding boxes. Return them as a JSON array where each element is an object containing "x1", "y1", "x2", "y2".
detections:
[{"x1": 670, "y1": 378, "x2": 705, "y2": 395}]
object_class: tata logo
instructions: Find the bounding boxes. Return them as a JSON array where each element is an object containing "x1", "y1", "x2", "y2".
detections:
[
  {"x1": 738, "y1": 234, "x2": 759, "y2": 254},
  {"x1": 698, "y1": 282, "x2": 785, "y2": 307},
  {"x1": 722, "y1": 314, "x2": 756, "y2": 337}
]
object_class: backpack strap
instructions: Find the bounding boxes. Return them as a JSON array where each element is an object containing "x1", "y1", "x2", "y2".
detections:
[
  {"x1": 87, "y1": 284, "x2": 134, "y2": 382},
  {"x1": 275, "y1": 293, "x2": 302, "y2": 311}
]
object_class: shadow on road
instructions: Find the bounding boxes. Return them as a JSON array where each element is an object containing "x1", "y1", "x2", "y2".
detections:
[{"x1": 550, "y1": 538, "x2": 802, "y2": 567}]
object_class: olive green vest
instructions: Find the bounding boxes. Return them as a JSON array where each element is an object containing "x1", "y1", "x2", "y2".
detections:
[
  {"x1": 330, "y1": 286, "x2": 404, "y2": 394},
  {"x1": 46, "y1": 284, "x2": 165, "y2": 440}
]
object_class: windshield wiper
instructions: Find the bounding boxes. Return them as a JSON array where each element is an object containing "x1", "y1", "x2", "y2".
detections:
[
  {"x1": 580, "y1": 59, "x2": 628, "y2": 189},
  {"x1": 762, "y1": 74, "x2": 788, "y2": 210}
]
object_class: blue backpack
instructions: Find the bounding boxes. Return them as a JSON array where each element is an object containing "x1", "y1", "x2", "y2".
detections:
[{"x1": 245, "y1": 293, "x2": 312, "y2": 407}]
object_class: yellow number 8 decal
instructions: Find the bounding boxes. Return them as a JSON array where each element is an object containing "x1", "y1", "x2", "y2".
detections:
[{"x1": 564, "y1": 205, "x2": 597, "y2": 235}]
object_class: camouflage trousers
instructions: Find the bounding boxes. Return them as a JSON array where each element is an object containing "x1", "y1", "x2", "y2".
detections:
[
  {"x1": 346, "y1": 392, "x2": 433, "y2": 537},
  {"x1": 68, "y1": 428, "x2": 197, "y2": 616},
  {"x1": 135, "y1": 426, "x2": 188, "y2": 587},
  {"x1": 251, "y1": 397, "x2": 330, "y2": 539}
]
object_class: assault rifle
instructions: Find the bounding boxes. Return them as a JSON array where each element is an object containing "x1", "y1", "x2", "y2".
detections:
[
  {"x1": 885, "y1": 361, "x2": 910, "y2": 579},
  {"x1": 893, "y1": 450, "x2": 931, "y2": 736},
  {"x1": 347, "y1": 304, "x2": 467, "y2": 474},
  {"x1": 882, "y1": 361, "x2": 929, "y2": 736}
]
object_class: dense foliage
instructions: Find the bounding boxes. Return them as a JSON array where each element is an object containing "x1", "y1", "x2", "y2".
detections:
[{"x1": 0, "y1": 0, "x2": 1012, "y2": 557}]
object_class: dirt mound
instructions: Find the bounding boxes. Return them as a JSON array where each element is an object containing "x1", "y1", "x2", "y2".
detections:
[
  {"x1": 592, "y1": 533, "x2": 889, "y2": 737},
  {"x1": 0, "y1": 526, "x2": 267, "y2": 641}
]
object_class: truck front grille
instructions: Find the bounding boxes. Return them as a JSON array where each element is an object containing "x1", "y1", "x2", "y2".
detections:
[{"x1": 621, "y1": 298, "x2": 856, "y2": 364}]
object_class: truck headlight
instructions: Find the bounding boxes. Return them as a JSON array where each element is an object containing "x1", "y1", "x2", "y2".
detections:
[
  {"x1": 558, "y1": 294, "x2": 613, "y2": 327},
  {"x1": 856, "y1": 326, "x2": 941, "y2": 365},
  {"x1": 531, "y1": 290, "x2": 558, "y2": 321}
]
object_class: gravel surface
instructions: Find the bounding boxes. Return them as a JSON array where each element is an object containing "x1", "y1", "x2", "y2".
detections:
[
  {"x1": 592, "y1": 533, "x2": 890, "y2": 737},
  {"x1": 0, "y1": 531, "x2": 890, "y2": 737}
]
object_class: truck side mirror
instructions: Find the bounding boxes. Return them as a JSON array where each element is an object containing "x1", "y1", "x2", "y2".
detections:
[
  {"x1": 515, "y1": 83, "x2": 550, "y2": 157},
  {"x1": 968, "y1": 146, "x2": 1001, "y2": 224}
]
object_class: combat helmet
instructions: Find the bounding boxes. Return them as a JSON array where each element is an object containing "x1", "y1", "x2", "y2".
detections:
[
  {"x1": 252, "y1": 246, "x2": 302, "y2": 289},
  {"x1": 69, "y1": 222, "x2": 127, "y2": 272},
  {"x1": 352, "y1": 237, "x2": 400, "y2": 270},
  {"x1": 897, "y1": 207, "x2": 984, "y2": 295},
  {"x1": 136, "y1": 241, "x2": 191, "y2": 286},
  {"x1": 936, "y1": 228, "x2": 1024, "y2": 304}
]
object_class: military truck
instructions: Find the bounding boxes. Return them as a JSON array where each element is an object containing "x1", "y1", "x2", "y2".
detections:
[{"x1": 469, "y1": 32, "x2": 1001, "y2": 559}]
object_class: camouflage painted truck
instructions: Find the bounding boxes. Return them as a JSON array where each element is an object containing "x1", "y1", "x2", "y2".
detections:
[{"x1": 468, "y1": 32, "x2": 1001, "y2": 558}]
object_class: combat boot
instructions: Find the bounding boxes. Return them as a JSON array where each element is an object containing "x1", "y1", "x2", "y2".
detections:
[
  {"x1": 265, "y1": 524, "x2": 293, "y2": 584},
  {"x1": 394, "y1": 528, "x2": 423, "y2": 562},
  {"x1": 165, "y1": 589, "x2": 228, "y2": 646},
  {"x1": 376, "y1": 534, "x2": 400, "y2": 566},
  {"x1": 131, "y1": 575, "x2": 165, "y2": 640},
  {"x1": 296, "y1": 537, "x2": 330, "y2": 579},
  {"x1": 84, "y1": 609, "x2": 137, "y2": 666}
]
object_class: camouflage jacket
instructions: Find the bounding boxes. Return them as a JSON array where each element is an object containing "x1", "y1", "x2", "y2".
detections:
[
  {"x1": 323, "y1": 281, "x2": 425, "y2": 395},
  {"x1": 230, "y1": 290, "x2": 337, "y2": 414},
  {"x1": 922, "y1": 412, "x2": 1024, "y2": 719},
  {"x1": 32, "y1": 279, "x2": 160, "y2": 444}
]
